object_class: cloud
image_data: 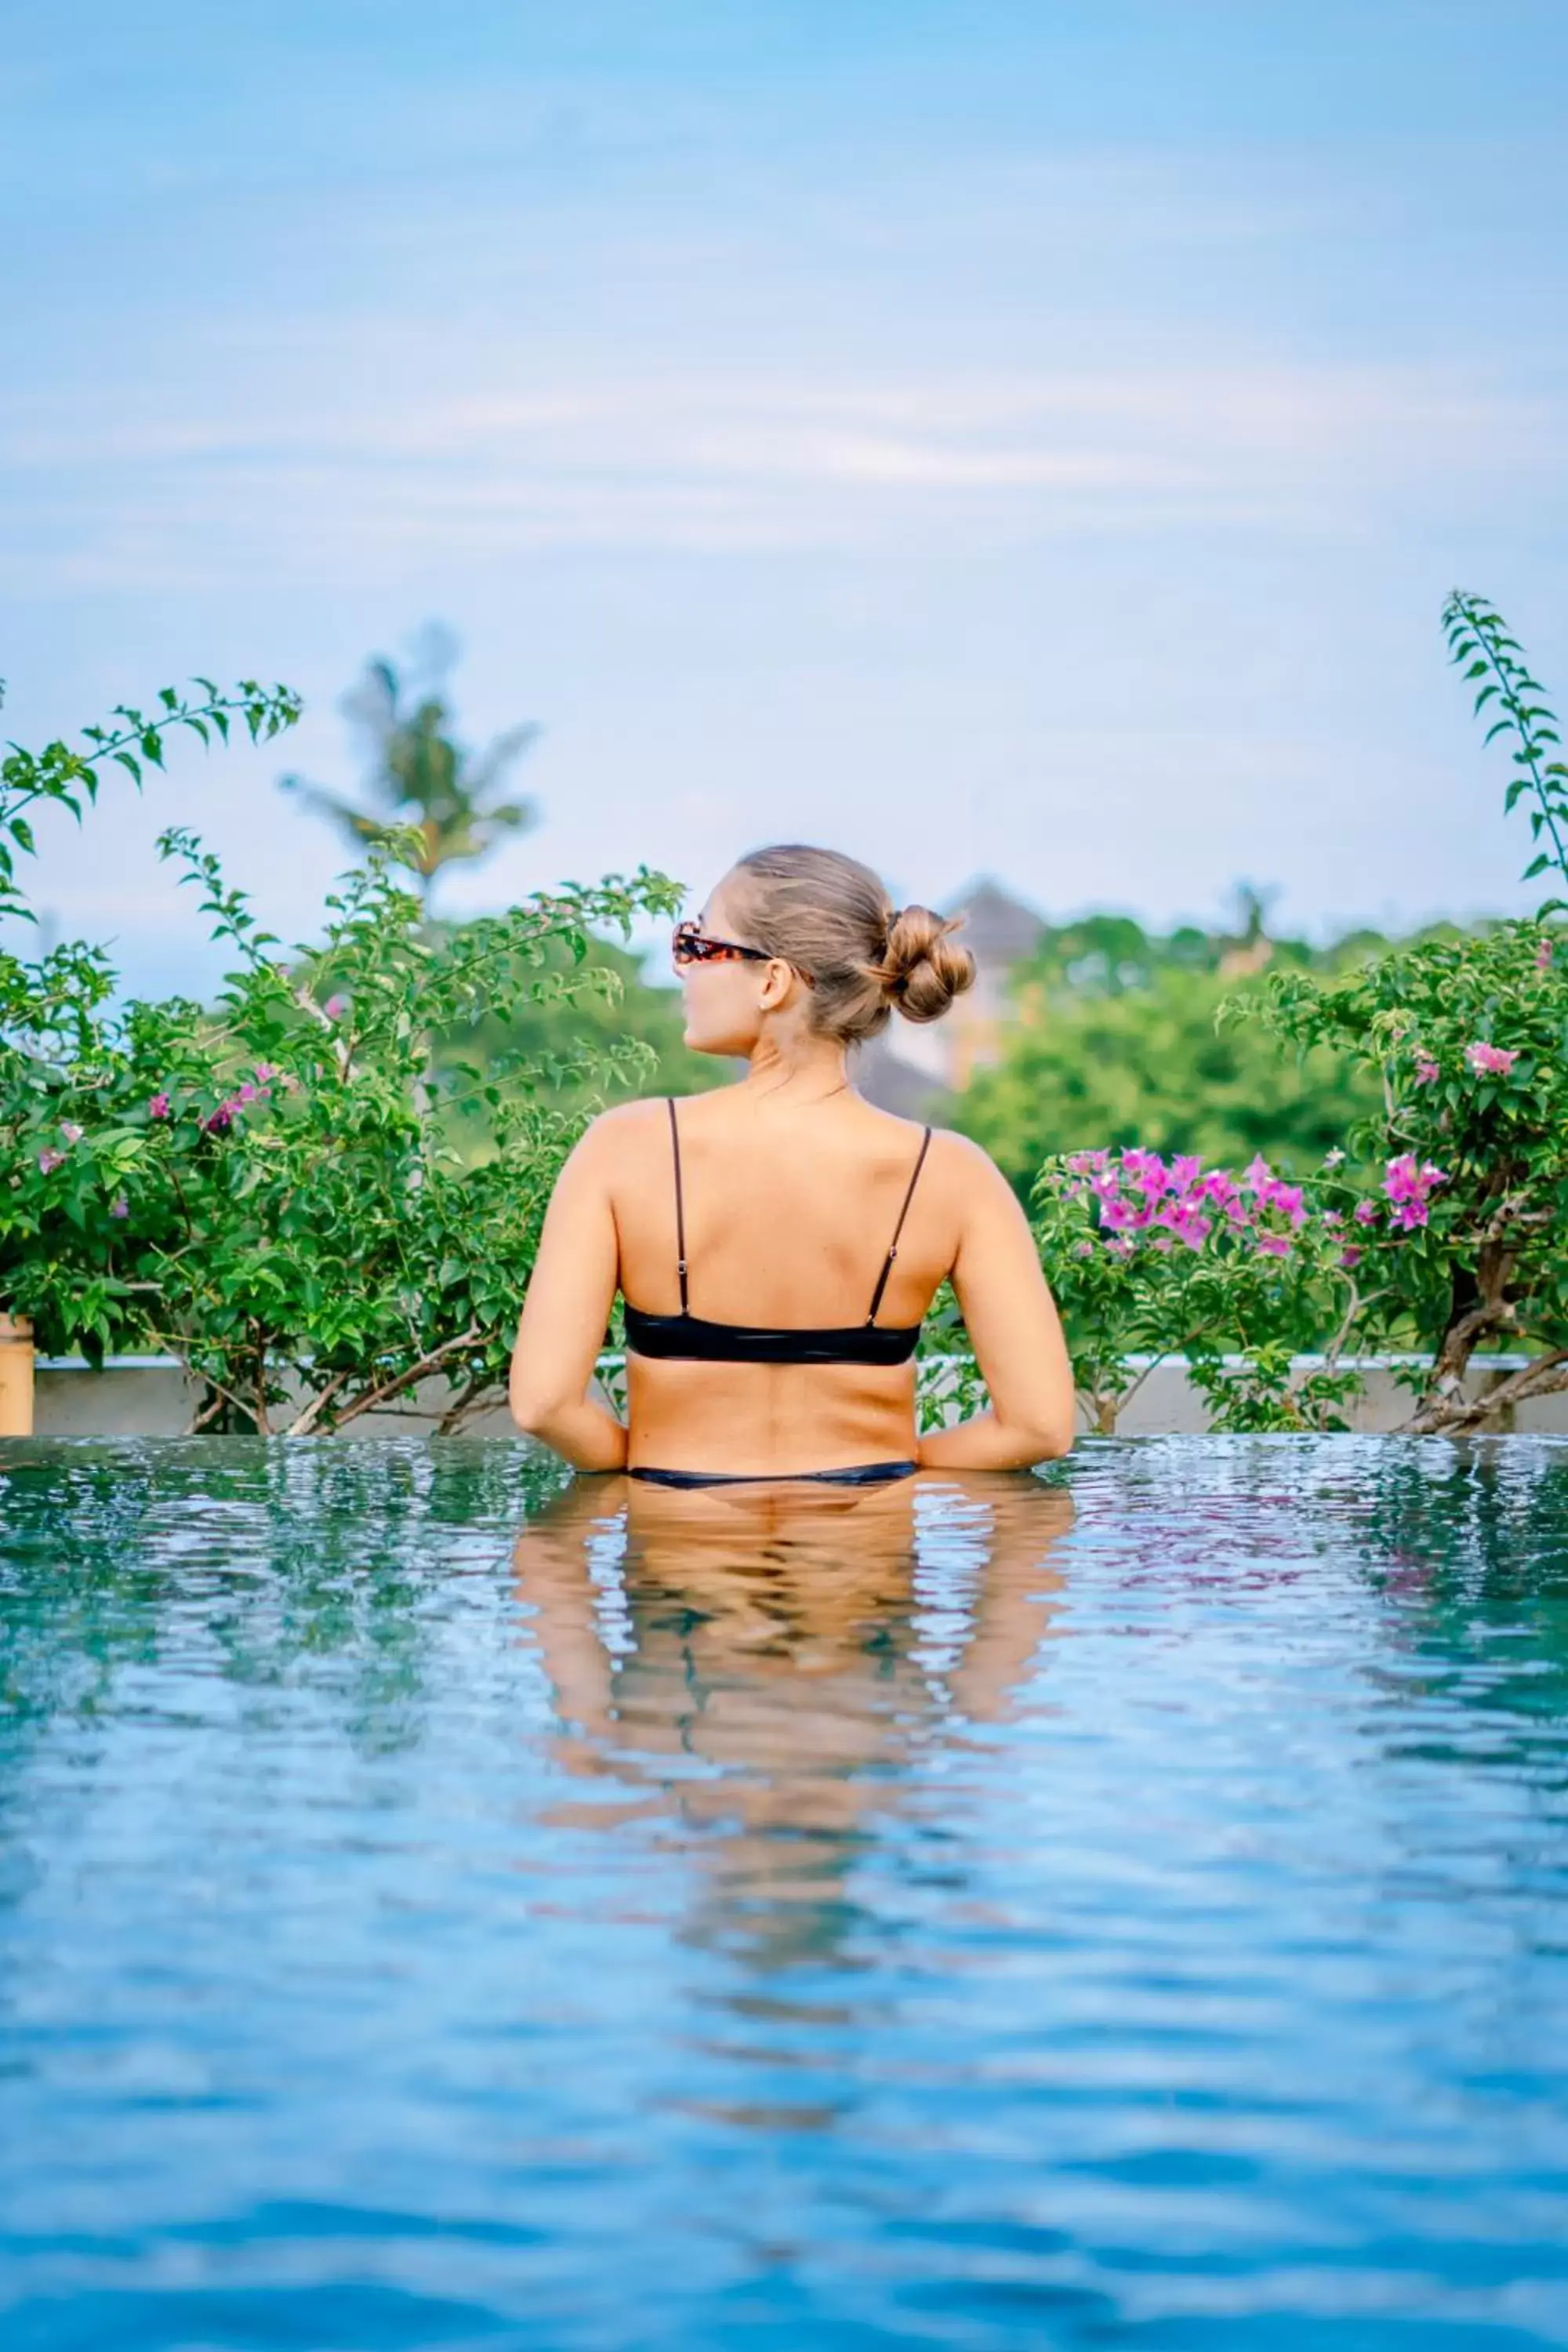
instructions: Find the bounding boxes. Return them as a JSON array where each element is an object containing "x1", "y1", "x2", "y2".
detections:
[{"x1": 2, "y1": 359, "x2": 1555, "y2": 593}]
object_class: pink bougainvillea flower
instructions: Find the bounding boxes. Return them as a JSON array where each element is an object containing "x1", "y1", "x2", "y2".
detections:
[
  {"x1": 1537, "y1": 939, "x2": 1554, "y2": 971},
  {"x1": 1103, "y1": 1235, "x2": 1134, "y2": 1258},
  {"x1": 1171, "y1": 1153, "x2": 1203, "y2": 1189},
  {"x1": 1465, "y1": 1040, "x2": 1517, "y2": 1076},
  {"x1": 109, "y1": 1194, "x2": 129, "y2": 1219},
  {"x1": 235, "y1": 1083, "x2": 257, "y2": 1105},
  {"x1": 1414, "y1": 1058, "x2": 1440, "y2": 1086},
  {"x1": 1392, "y1": 1199, "x2": 1429, "y2": 1232},
  {"x1": 1241, "y1": 1154, "x2": 1273, "y2": 1193},
  {"x1": 1261, "y1": 1178, "x2": 1308, "y2": 1229},
  {"x1": 1122, "y1": 1149, "x2": 1172, "y2": 1197},
  {"x1": 1156, "y1": 1201, "x2": 1211, "y2": 1250},
  {"x1": 203, "y1": 1100, "x2": 237, "y2": 1134},
  {"x1": 148, "y1": 1092, "x2": 172, "y2": 1120},
  {"x1": 1339, "y1": 1245, "x2": 1363, "y2": 1270},
  {"x1": 1321, "y1": 1210, "x2": 1344, "y2": 1228},
  {"x1": 252, "y1": 1062, "x2": 281, "y2": 1085},
  {"x1": 60, "y1": 1121, "x2": 83, "y2": 1145},
  {"x1": 1353, "y1": 1200, "x2": 1379, "y2": 1226},
  {"x1": 1255, "y1": 1232, "x2": 1292, "y2": 1258},
  {"x1": 37, "y1": 1147, "x2": 66, "y2": 1174},
  {"x1": 324, "y1": 995, "x2": 347, "y2": 1021},
  {"x1": 1384, "y1": 1153, "x2": 1447, "y2": 1207}
]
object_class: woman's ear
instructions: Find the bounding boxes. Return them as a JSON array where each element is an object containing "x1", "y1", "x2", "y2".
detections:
[{"x1": 758, "y1": 957, "x2": 796, "y2": 1011}]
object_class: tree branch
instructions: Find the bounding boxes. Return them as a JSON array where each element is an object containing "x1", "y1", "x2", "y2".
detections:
[{"x1": 326, "y1": 1327, "x2": 484, "y2": 1431}]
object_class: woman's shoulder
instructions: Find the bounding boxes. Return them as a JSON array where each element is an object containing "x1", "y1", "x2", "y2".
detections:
[
  {"x1": 575, "y1": 1087, "x2": 737, "y2": 1157},
  {"x1": 861, "y1": 1106, "x2": 996, "y2": 1171}
]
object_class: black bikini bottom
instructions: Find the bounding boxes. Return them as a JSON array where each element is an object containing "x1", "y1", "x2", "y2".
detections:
[{"x1": 628, "y1": 1460, "x2": 918, "y2": 1490}]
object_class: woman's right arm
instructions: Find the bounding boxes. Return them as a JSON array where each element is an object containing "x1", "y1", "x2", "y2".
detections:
[
  {"x1": 509, "y1": 1117, "x2": 629, "y2": 1471},
  {"x1": 916, "y1": 1139, "x2": 1076, "y2": 1469}
]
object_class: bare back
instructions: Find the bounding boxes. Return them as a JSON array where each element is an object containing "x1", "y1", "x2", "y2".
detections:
[{"x1": 612, "y1": 1087, "x2": 948, "y2": 1474}]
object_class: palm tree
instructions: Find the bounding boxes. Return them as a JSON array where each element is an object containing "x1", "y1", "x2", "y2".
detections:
[{"x1": 281, "y1": 625, "x2": 539, "y2": 910}]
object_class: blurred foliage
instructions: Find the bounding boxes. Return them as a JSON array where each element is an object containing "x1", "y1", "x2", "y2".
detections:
[{"x1": 434, "y1": 927, "x2": 720, "y2": 1148}]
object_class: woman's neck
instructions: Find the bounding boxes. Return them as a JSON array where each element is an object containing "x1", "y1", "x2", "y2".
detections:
[{"x1": 742, "y1": 1027, "x2": 851, "y2": 1104}]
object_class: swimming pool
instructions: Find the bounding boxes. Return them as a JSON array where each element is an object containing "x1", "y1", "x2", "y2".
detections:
[{"x1": 2, "y1": 1436, "x2": 1566, "y2": 2348}]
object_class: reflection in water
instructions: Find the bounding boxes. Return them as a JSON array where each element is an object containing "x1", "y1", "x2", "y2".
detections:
[{"x1": 514, "y1": 1472, "x2": 1074, "y2": 1969}]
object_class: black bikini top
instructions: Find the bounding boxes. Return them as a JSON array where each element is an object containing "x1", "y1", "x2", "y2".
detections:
[{"x1": 622, "y1": 1098, "x2": 934, "y2": 1367}]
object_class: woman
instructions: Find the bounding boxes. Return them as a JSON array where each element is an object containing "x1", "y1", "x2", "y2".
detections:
[{"x1": 509, "y1": 843, "x2": 1075, "y2": 1482}]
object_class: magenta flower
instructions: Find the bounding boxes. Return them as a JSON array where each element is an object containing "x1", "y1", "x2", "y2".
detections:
[
  {"x1": 235, "y1": 1083, "x2": 257, "y2": 1105},
  {"x1": 1261, "y1": 1178, "x2": 1308, "y2": 1229},
  {"x1": 1537, "y1": 940, "x2": 1554, "y2": 971},
  {"x1": 1384, "y1": 1153, "x2": 1446, "y2": 1208},
  {"x1": 148, "y1": 1092, "x2": 172, "y2": 1120},
  {"x1": 203, "y1": 1100, "x2": 237, "y2": 1134},
  {"x1": 1465, "y1": 1040, "x2": 1517, "y2": 1076},
  {"x1": 252, "y1": 1062, "x2": 281, "y2": 1085},
  {"x1": 1414, "y1": 1058, "x2": 1440, "y2": 1086},
  {"x1": 1256, "y1": 1232, "x2": 1292, "y2": 1258},
  {"x1": 1066, "y1": 1149, "x2": 1108, "y2": 1176},
  {"x1": 1321, "y1": 1210, "x2": 1344, "y2": 1229},
  {"x1": 60, "y1": 1121, "x2": 83, "y2": 1145},
  {"x1": 37, "y1": 1147, "x2": 66, "y2": 1174},
  {"x1": 324, "y1": 995, "x2": 347, "y2": 1021},
  {"x1": 1156, "y1": 1201, "x2": 1211, "y2": 1250},
  {"x1": 1392, "y1": 1199, "x2": 1429, "y2": 1232},
  {"x1": 1353, "y1": 1200, "x2": 1379, "y2": 1226},
  {"x1": 1171, "y1": 1153, "x2": 1203, "y2": 1190},
  {"x1": 1339, "y1": 1245, "x2": 1363, "y2": 1271},
  {"x1": 1241, "y1": 1154, "x2": 1273, "y2": 1193},
  {"x1": 109, "y1": 1194, "x2": 129, "y2": 1220},
  {"x1": 1122, "y1": 1149, "x2": 1172, "y2": 1197}
]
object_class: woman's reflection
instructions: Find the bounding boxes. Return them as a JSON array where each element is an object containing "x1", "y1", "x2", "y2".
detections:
[{"x1": 513, "y1": 1471, "x2": 1074, "y2": 1973}]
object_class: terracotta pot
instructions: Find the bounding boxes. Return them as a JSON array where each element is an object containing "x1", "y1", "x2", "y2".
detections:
[{"x1": 0, "y1": 1315, "x2": 35, "y2": 1437}]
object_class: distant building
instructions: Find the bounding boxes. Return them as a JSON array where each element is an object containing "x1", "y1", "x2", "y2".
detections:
[{"x1": 858, "y1": 877, "x2": 1047, "y2": 1113}]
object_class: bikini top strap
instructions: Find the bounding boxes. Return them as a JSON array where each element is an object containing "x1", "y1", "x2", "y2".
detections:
[
  {"x1": 866, "y1": 1126, "x2": 933, "y2": 1326},
  {"x1": 666, "y1": 1097, "x2": 690, "y2": 1314}
]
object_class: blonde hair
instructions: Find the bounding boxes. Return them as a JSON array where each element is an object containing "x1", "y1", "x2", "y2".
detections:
[{"x1": 728, "y1": 844, "x2": 975, "y2": 1046}]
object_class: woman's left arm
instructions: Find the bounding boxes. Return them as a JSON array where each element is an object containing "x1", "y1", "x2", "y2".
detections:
[{"x1": 509, "y1": 1119, "x2": 628, "y2": 1470}]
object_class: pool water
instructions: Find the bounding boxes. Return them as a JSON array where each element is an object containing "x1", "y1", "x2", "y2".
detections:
[{"x1": 3, "y1": 1436, "x2": 1568, "y2": 2349}]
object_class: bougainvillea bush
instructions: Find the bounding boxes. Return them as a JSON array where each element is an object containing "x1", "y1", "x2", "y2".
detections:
[
  {"x1": 1029, "y1": 1145, "x2": 1442, "y2": 1433},
  {"x1": 2, "y1": 681, "x2": 680, "y2": 1431},
  {"x1": 1021, "y1": 592, "x2": 1567, "y2": 1438},
  {"x1": 1234, "y1": 592, "x2": 1568, "y2": 1432}
]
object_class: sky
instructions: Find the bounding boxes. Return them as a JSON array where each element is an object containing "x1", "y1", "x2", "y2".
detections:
[{"x1": 2, "y1": 0, "x2": 1566, "y2": 992}]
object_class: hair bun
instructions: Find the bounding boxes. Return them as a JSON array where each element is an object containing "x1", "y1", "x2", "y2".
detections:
[{"x1": 881, "y1": 904, "x2": 976, "y2": 1024}]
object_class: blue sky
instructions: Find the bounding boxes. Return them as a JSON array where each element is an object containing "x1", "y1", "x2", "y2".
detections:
[{"x1": 3, "y1": 1, "x2": 1566, "y2": 989}]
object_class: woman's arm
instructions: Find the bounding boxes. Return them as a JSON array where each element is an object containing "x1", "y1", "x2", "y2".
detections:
[
  {"x1": 509, "y1": 1119, "x2": 629, "y2": 1470},
  {"x1": 916, "y1": 1140, "x2": 1076, "y2": 1469}
]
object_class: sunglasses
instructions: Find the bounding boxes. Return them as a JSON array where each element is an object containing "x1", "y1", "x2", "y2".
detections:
[
  {"x1": 671, "y1": 920, "x2": 816, "y2": 985},
  {"x1": 672, "y1": 919, "x2": 771, "y2": 968}
]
